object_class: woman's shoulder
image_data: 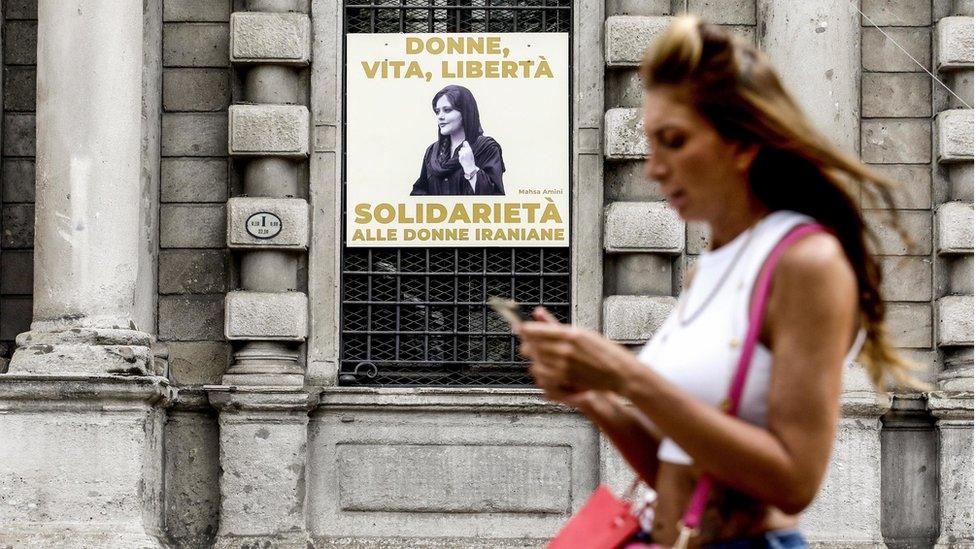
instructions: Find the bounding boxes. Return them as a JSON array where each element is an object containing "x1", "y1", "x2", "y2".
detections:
[
  {"x1": 472, "y1": 134, "x2": 502, "y2": 151},
  {"x1": 774, "y1": 229, "x2": 855, "y2": 300}
]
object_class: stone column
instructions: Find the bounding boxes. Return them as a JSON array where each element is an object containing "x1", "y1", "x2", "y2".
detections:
[
  {"x1": 928, "y1": 392, "x2": 974, "y2": 548},
  {"x1": 0, "y1": 1, "x2": 171, "y2": 546}
]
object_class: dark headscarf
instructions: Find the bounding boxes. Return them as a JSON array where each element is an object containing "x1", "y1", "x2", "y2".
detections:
[{"x1": 427, "y1": 85, "x2": 498, "y2": 180}]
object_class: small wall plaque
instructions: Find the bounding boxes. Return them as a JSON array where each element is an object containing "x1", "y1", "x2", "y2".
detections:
[{"x1": 246, "y1": 212, "x2": 282, "y2": 239}]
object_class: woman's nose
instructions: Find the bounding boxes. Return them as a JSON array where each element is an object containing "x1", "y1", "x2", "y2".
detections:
[{"x1": 644, "y1": 151, "x2": 668, "y2": 180}]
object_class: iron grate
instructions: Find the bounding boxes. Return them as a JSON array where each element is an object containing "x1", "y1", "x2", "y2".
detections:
[{"x1": 340, "y1": 0, "x2": 572, "y2": 386}]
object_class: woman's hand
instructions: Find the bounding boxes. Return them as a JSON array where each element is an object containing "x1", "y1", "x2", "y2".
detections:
[
  {"x1": 458, "y1": 140, "x2": 478, "y2": 174},
  {"x1": 517, "y1": 307, "x2": 636, "y2": 395}
]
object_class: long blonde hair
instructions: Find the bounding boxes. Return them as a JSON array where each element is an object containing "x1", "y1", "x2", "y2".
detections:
[{"x1": 640, "y1": 16, "x2": 925, "y2": 391}]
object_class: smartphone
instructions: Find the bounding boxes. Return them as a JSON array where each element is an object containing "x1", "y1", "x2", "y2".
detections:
[{"x1": 487, "y1": 296, "x2": 526, "y2": 328}]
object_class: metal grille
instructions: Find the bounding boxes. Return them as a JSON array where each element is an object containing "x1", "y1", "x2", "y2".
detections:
[{"x1": 340, "y1": 0, "x2": 572, "y2": 386}]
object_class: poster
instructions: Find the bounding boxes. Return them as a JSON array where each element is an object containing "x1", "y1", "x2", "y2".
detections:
[{"x1": 345, "y1": 32, "x2": 570, "y2": 247}]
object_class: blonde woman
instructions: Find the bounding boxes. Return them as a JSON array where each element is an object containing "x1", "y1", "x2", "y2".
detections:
[{"x1": 518, "y1": 17, "x2": 920, "y2": 548}]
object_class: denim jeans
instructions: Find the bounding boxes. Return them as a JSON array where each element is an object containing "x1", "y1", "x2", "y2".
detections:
[{"x1": 703, "y1": 528, "x2": 809, "y2": 549}]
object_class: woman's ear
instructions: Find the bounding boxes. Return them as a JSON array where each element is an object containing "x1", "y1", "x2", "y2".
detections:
[{"x1": 734, "y1": 142, "x2": 761, "y2": 174}]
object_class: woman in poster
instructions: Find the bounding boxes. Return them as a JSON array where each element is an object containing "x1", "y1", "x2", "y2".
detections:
[{"x1": 410, "y1": 85, "x2": 506, "y2": 196}]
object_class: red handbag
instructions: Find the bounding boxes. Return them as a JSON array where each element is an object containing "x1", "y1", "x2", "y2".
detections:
[{"x1": 547, "y1": 223, "x2": 825, "y2": 549}]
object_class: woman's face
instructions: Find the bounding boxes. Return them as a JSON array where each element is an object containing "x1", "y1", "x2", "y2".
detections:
[
  {"x1": 642, "y1": 87, "x2": 756, "y2": 222},
  {"x1": 434, "y1": 95, "x2": 463, "y2": 136}
]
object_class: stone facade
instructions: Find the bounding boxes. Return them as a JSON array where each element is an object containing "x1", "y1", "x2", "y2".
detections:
[{"x1": 0, "y1": 0, "x2": 972, "y2": 547}]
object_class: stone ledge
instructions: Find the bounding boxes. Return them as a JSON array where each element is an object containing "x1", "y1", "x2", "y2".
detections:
[
  {"x1": 605, "y1": 15, "x2": 672, "y2": 67},
  {"x1": 604, "y1": 201, "x2": 683, "y2": 253},
  {"x1": 936, "y1": 16, "x2": 975, "y2": 71},
  {"x1": 316, "y1": 387, "x2": 565, "y2": 413},
  {"x1": 230, "y1": 12, "x2": 310, "y2": 65},
  {"x1": 605, "y1": 107, "x2": 647, "y2": 159},
  {"x1": 603, "y1": 295, "x2": 676, "y2": 344},
  {"x1": 0, "y1": 374, "x2": 173, "y2": 409},
  {"x1": 936, "y1": 109, "x2": 974, "y2": 163},
  {"x1": 937, "y1": 295, "x2": 975, "y2": 347},
  {"x1": 928, "y1": 390, "x2": 975, "y2": 421},
  {"x1": 937, "y1": 201, "x2": 974, "y2": 255},
  {"x1": 224, "y1": 291, "x2": 308, "y2": 341},
  {"x1": 228, "y1": 104, "x2": 310, "y2": 157},
  {"x1": 227, "y1": 196, "x2": 309, "y2": 249}
]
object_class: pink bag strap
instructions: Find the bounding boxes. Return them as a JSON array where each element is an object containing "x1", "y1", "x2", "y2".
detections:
[{"x1": 677, "y1": 223, "x2": 827, "y2": 539}]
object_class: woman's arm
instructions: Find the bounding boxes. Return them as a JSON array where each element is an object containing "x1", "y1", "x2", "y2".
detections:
[
  {"x1": 410, "y1": 146, "x2": 432, "y2": 195},
  {"x1": 521, "y1": 233, "x2": 857, "y2": 513},
  {"x1": 575, "y1": 391, "x2": 664, "y2": 486},
  {"x1": 472, "y1": 142, "x2": 504, "y2": 195}
]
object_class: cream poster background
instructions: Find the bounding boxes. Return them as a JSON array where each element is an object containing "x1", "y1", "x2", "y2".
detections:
[{"x1": 345, "y1": 32, "x2": 570, "y2": 247}]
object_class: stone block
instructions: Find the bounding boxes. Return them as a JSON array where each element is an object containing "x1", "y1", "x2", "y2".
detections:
[
  {"x1": 605, "y1": 16, "x2": 672, "y2": 67},
  {"x1": 161, "y1": 113, "x2": 228, "y2": 157},
  {"x1": 160, "y1": 204, "x2": 226, "y2": 248},
  {"x1": 949, "y1": 255, "x2": 974, "y2": 295},
  {"x1": 861, "y1": 119, "x2": 932, "y2": 164},
  {"x1": 3, "y1": 113, "x2": 35, "y2": 157},
  {"x1": 0, "y1": 250, "x2": 33, "y2": 295},
  {"x1": 0, "y1": 297, "x2": 31, "y2": 340},
  {"x1": 607, "y1": 0, "x2": 669, "y2": 16},
  {"x1": 950, "y1": 162, "x2": 975, "y2": 202},
  {"x1": 864, "y1": 210, "x2": 932, "y2": 255},
  {"x1": 603, "y1": 295, "x2": 676, "y2": 343},
  {"x1": 167, "y1": 341, "x2": 231, "y2": 385},
  {"x1": 163, "y1": 23, "x2": 230, "y2": 67},
  {"x1": 4, "y1": 66, "x2": 35, "y2": 112},
  {"x1": 1, "y1": 203, "x2": 33, "y2": 249},
  {"x1": 886, "y1": 302, "x2": 932, "y2": 348},
  {"x1": 604, "y1": 253, "x2": 672, "y2": 296},
  {"x1": 163, "y1": 68, "x2": 231, "y2": 112},
  {"x1": 227, "y1": 197, "x2": 309, "y2": 249},
  {"x1": 937, "y1": 295, "x2": 974, "y2": 347},
  {"x1": 225, "y1": 291, "x2": 308, "y2": 340},
  {"x1": 1, "y1": 159, "x2": 35, "y2": 203},
  {"x1": 161, "y1": 158, "x2": 228, "y2": 203},
  {"x1": 860, "y1": 0, "x2": 931, "y2": 26},
  {"x1": 605, "y1": 107, "x2": 647, "y2": 160},
  {"x1": 879, "y1": 256, "x2": 931, "y2": 302},
  {"x1": 605, "y1": 161, "x2": 662, "y2": 201},
  {"x1": 606, "y1": 69, "x2": 644, "y2": 109},
  {"x1": 159, "y1": 249, "x2": 229, "y2": 294},
  {"x1": 5, "y1": 0, "x2": 36, "y2": 19},
  {"x1": 722, "y1": 24, "x2": 756, "y2": 45},
  {"x1": 163, "y1": 0, "x2": 231, "y2": 22},
  {"x1": 228, "y1": 105, "x2": 310, "y2": 157},
  {"x1": 3, "y1": 20, "x2": 36, "y2": 65},
  {"x1": 936, "y1": 16, "x2": 975, "y2": 71},
  {"x1": 688, "y1": 0, "x2": 756, "y2": 25},
  {"x1": 604, "y1": 201, "x2": 683, "y2": 253},
  {"x1": 862, "y1": 164, "x2": 930, "y2": 210},
  {"x1": 686, "y1": 221, "x2": 710, "y2": 254},
  {"x1": 164, "y1": 406, "x2": 221, "y2": 547},
  {"x1": 230, "y1": 12, "x2": 310, "y2": 65},
  {"x1": 159, "y1": 295, "x2": 225, "y2": 341},
  {"x1": 862, "y1": 28, "x2": 930, "y2": 72},
  {"x1": 937, "y1": 201, "x2": 974, "y2": 254},
  {"x1": 861, "y1": 73, "x2": 932, "y2": 118},
  {"x1": 936, "y1": 109, "x2": 974, "y2": 163}
]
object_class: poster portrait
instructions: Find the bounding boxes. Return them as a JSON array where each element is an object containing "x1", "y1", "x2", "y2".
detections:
[{"x1": 345, "y1": 32, "x2": 570, "y2": 247}]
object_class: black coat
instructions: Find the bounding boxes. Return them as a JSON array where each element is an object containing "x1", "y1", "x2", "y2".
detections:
[{"x1": 410, "y1": 135, "x2": 505, "y2": 196}]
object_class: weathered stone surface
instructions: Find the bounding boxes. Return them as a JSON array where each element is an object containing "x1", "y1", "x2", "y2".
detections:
[
  {"x1": 163, "y1": 68, "x2": 231, "y2": 112},
  {"x1": 3, "y1": 20, "x2": 36, "y2": 65},
  {"x1": 862, "y1": 119, "x2": 932, "y2": 164},
  {"x1": 862, "y1": 27, "x2": 930, "y2": 72},
  {"x1": 159, "y1": 249, "x2": 229, "y2": 294},
  {"x1": 227, "y1": 197, "x2": 309, "y2": 249},
  {"x1": 605, "y1": 108, "x2": 648, "y2": 158},
  {"x1": 1, "y1": 203, "x2": 34, "y2": 249},
  {"x1": 861, "y1": 0, "x2": 931, "y2": 26},
  {"x1": 167, "y1": 342, "x2": 231, "y2": 385},
  {"x1": 605, "y1": 16, "x2": 671, "y2": 67},
  {"x1": 163, "y1": 23, "x2": 230, "y2": 67},
  {"x1": 164, "y1": 404, "x2": 221, "y2": 547},
  {"x1": 604, "y1": 253, "x2": 672, "y2": 296},
  {"x1": 3, "y1": 113, "x2": 35, "y2": 156},
  {"x1": 938, "y1": 295, "x2": 975, "y2": 347},
  {"x1": 862, "y1": 73, "x2": 932, "y2": 118},
  {"x1": 605, "y1": 161, "x2": 662, "y2": 201},
  {"x1": 936, "y1": 16, "x2": 975, "y2": 71},
  {"x1": 228, "y1": 104, "x2": 310, "y2": 157},
  {"x1": 686, "y1": 222, "x2": 710, "y2": 255},
  {"x1": 230, "y1": 12, "x2": 310, "y2": 64},
  {"x1": 163, "y1": 0, "x2": 231, "y2": 22},
  {"x1": 688, "y1": 0, "x2": 755, "y2": 25},
  {"x1": 936, "y1": 109, "x2": 974, "y2": 163},
  {"x1": 862, "y1": 164, "x2": 930, "y2": 210},
  {"x1": 604, "y1": 201, "x2": 683, "y2": 253},
  {"x1": 4, "y1": 66, "x2": 36, "y2": 111},
  {"x1": 607, "y1": 0, "x2": 669, "y2": 16},
  {"x1": 937, "y1": 201, "x2": 974, "y2": 254},
  {"x1": 864, "y1": 210, "x2": 932, "y2": 255},
  {"x1": 159, "y1": 294, "x2": 225, "y2": 341},
  {"x1": 1, "y1": 159, "x2": 35, "y2": 203},
  {"x1": 949, "y1": 255, "x2": 974, "y2": 295},
  {"x1": 879, "y1": 256, "x2": 932, "y2": 302},
  {"x1": 160, "y1": 204, "x2": 227, "y2": 248},
  {"x1": 950, "y1": 162, "x2": 975, "y2": 202},
  {"x1": 161, "y1": 158, "x2": 228, "y2": 203},
  {"x1": 162, "y1": 113, "x2": 228, "y2": 157},
  {"x1": 0, "y1": 250, "x2": 33, "y2": 295},
  {"x1": 603, "y1": 295, "x2": 676, "y2": 343},
  {"x1": 0, "y1": 297, "x2": 30, "y2": 341},
  {"x1": 225, "y1": 291, "x2": 308, "y2": 340},
  {"x1": 928, "y1": 393, "x2": 975, "y2": 547},
  {"x1": 606, "y1": 69, "x2": 644, "y2": 109},
  {"x1": 887, "y1": 302, "x2": 933, "y2": 348},
  {"x1": 5, "y1": 0, "x2": 37, "y2": 19}
]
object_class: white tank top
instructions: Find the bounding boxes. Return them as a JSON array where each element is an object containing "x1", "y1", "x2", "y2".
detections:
[{"x1": 636, "y1": 210, "x2": 866, "y2": 465}]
